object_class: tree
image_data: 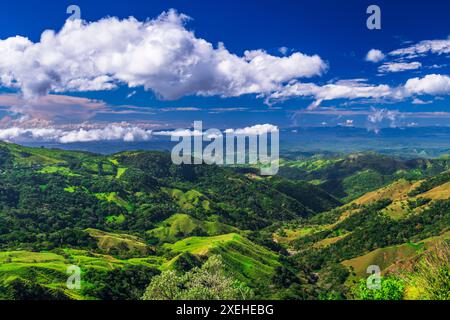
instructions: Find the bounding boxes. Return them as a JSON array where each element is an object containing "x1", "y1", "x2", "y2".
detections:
[
  {"x1": 141, "y1": 270, "x2": 183, "y2": 300},
  {"x1": 142, "y1": 255, "x2": 254, "y2": 300}
]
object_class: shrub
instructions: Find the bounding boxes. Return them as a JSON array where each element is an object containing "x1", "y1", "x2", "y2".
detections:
[
  {"x1": 142, "y1": 255, "x2": 254, "y2": 300},
  {"x1": 405, "y1": 241, "x2": 450, "y2": 300},
  {"x1": 353, "y1": 277, "x2": 405, "y2": 300}
]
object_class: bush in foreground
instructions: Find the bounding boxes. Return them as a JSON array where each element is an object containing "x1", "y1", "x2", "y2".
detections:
[{"x1": 142, "y1": 255, "x2": 254, "y2": 300}]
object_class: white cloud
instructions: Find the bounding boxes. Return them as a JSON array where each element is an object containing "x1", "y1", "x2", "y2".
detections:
[
  {"x1": 0, "y1": 10, "x2": 326, "y2": 100},
  {"x1": 278, "y1": 47, "x2": 289, "y2": 55},
  {"x1": 368, "y1": 108, "x2": 399, "y2": 124},
  {"x1": 59, "y1": 126, "x2": 152, "y2": 143},
  {"x1": 126, "y1": 90, "x2": 137, "y2": 99},
  {"x1": 404, "y1": 74, "x2": 450, "y2": 95},
  {"x1": 267, "y1": 80, "x2": 397, "y2": 108},
  {"x1": 343, "y1": 119, "x2": 353, "y2": 127},
  {"x1": 267, "y1": 74, "x2": 450, "y2": 107},
  {"x1": 412, "y1": 98, "x2": 432, "y2": 105},
  {"x1": 153, "y1": 129, "x2": 203, "y2": 137},
  {"x1": 224, "y1": 124, "x2": 278, "y2": 135},
  {"x1": 0, "y1": 127, "x2": 60, "y2": 141},
  {"x1": 159, "y1": 107, "x2": 201, "y2": 112},
  {"x1": 378, "y1": 61, "x2": 422, "y2": 73},
  {"x1": 390, "y1": 38, "x2": 450, "y2": 58},
  {"x1": 365, "y1": 49, "x2": 385, "y2": 63},
  {"x1": 154, "y1": 124, "x2": 278, "y2": 137},
  {"x1": 0, "y1": 125, "x2": 153, "y2": 143},
  {"x1": 367, "y1": 108, "x2": 401, "y2": 132}
]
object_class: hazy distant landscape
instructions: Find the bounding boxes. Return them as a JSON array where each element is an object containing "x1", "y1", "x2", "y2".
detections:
[{"x1": 17, "y1": 126, "x2": 450, "y2": 159}]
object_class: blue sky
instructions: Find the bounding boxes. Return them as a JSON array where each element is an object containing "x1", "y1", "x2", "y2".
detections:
[{"x1": 0, "y1": 0, "x2": 449, "y2": 143}]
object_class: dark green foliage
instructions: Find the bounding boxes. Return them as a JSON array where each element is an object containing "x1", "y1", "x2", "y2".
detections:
[
  {"x1": 83, "y1": 265, "x2": 160, "y2": 300},
  {"x1": 408, "y1": 171, "x2": 450, "y2": 196},
  {"x1": 171, "y1": 252, "x2": 204, "y2": 272},
  {"x1": 0, "y1": 278, "x2": 68, "y2": 300},
  {"x1": 407, "y1": 197, "x2": 432, "y2": 209},
  {"x1": 271, "y1": 179, "x2": 341, "y2": 212}
]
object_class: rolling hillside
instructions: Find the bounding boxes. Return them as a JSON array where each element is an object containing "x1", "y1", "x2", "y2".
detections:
[
  {"x1": 273, "y1": 169, "x2": 450, "y2": 299},
  {"x1": 0, "y1": 141, "x2": 448, "y2": 300}
]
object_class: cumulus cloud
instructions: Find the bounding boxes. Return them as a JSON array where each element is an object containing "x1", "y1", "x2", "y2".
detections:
[
  {"x1": 0, "y1": 127, "x2": 61, "y2": 141},
  {"x1": 154, "y1": 124, "x2": 278, "y2": 137},
  {"x1": 404, "y1": 74, "x2": 450, "y2": 95},
  {"x1": 365, "y1": 49, "x2": 385, "y2": 63},
  {"x1": 59, "y1": 126, "x2": 152, "y2": 143},
  {"x1": 0, "y1": 10, "x2": 326, "y2": 100},
  {"x1": 0, "y1": 123, "x2": 279, "y2": 145},
  {"x1": 0, "y1": 125, "x2": 152, "y2": 143},
  {"x1": 390, "y1": 38, "x2": 450, "y2": 58},
  {"x1": 378, "y1": 61, "x2": 422, "y2": 73}
]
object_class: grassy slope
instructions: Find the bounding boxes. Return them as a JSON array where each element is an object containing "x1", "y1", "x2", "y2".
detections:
[
  {"x1": 352, "y1": 178, "x2": 449, "y2": 220},
  {"x1": 164, "y1": 233, "x2": 281, "y2": 286},
  {"x1": 341, "y1": 231, "x2": 450, "y2": 279},
  {"x1": 86, "y1": 228, "x2": 151, "y2": 256},
  {"x1": 147, "y1": 213, "x2": 239, "y2": 243},
  {"x1": 0, "y1": 229, "x2": 280, "y2": 298},
  {"x1": 274, "y1": 174, "x2": 450, "y2": 271},
  {"x1": 0, "y1": 249, "x2": 162, "y2": 300}
]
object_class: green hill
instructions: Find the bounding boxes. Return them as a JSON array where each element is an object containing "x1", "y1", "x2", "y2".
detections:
[
  {"x1": 342, "y1": 231, "x2": 450, "y2": 279},
  {"x1": 164, "y1": 233, "x2": 281, "y2": 286},
  {"x1": 0, "y1": 249, "x2": 162, "y2": 300},
  {"x1": 147, "y1": 213, "x2": 239, "y2": 243}
]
